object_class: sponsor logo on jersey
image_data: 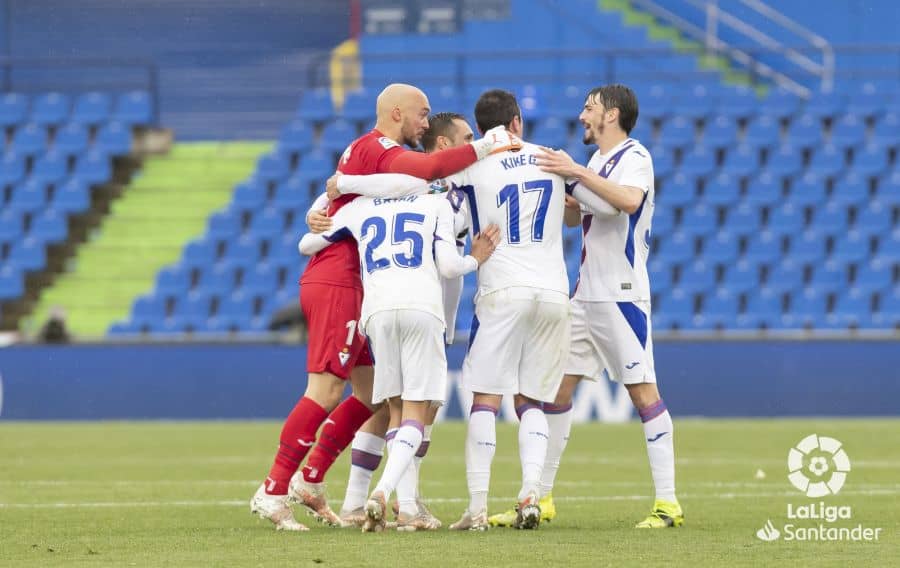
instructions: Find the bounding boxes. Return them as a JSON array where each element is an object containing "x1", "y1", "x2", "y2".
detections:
[
  {"x1": 429, "y1": 178, "x2": 449, "y2": 194},
  {"x1": 378, "y1": 136, "x2": 399, "y2": 150}
]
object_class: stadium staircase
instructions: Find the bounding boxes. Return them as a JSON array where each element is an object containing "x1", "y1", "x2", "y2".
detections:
[{"x1": 29, "y1": 143, "x2": 267, "y2": 337}]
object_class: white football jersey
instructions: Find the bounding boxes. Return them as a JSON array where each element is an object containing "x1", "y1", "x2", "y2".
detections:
[
  {"x1": 298, "y1": 194, "x2": 477, "y2": 330},
  {"x1": 448, "y1": 141, "x2": 569, "y2": 298},
  {"x1": 573, "y1": 137, "x2": 655, "y2": 302}
]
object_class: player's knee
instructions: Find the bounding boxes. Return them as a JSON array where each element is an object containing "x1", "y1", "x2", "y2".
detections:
[
  {"x1": 626, "y1": 382, "x2": 660, "y2": 410},
  {"x1": 305, "y1": 372, "x2": 346, "y2": 410},
  {"x1": 554, "y1": 374, "x2": 581, "y2": 405}
]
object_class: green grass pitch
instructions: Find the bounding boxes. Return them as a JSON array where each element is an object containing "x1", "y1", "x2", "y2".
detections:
[{"x1": 1, "y1": 419, "x2": 896, "y2": 567}]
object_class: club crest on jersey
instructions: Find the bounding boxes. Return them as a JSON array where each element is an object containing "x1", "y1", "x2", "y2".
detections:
[
  {"x1": 429, "y1": 178, "x2": 449, "y2": 194},
  {"x1": 378, "y1": 136, "x2": 399, "y2": 150},
  {"x1": 338, "y1": 347, "x2": 351, "y2": 366},
  {"x1": 604, "y1": 159, "x2": 616, "y2": 175}
]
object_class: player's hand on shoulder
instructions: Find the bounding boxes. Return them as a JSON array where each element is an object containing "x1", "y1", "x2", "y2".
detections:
[
  {"x1": 536, "y1": 146, "x2": 580, "y2": 178},
  {"x1": 325, "y1": 172, "x2": 343, "y2": 200},
  {"x1": 470, "y1": 224, "x2": 501, "y2": 265},
  {"x1": 307, "y1": 208, "x2": 332, "y2": 234},
  {"x1": 565, "y1": 195, "x2": 580, "y2": 210},
  {"x1": 471, "y1": 125, "x2": 523, "y2": 160}
]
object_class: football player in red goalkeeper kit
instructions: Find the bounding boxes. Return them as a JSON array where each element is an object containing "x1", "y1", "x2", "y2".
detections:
[{"x1": 251, "y1": 83, "x2": 519, "y2": 530}]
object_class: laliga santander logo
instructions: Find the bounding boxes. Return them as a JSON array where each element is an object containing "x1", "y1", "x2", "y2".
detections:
[{"x1": 787, "y1": 434, "x2": 851, "y2": 498}]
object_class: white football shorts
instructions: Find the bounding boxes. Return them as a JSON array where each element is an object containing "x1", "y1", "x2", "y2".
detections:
[
  {"x1": 366, "y1": 309, "x2": 448, "y2": 404},
  {"x1": 565, "y1": 299, "x2": 657, "y2": 384},
  {"x1": 463, "y1": 287, "x2": 570, "y2": 402}
]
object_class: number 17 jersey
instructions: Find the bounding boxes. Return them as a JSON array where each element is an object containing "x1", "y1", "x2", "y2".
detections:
[{"x1": 448, "y1": 141, "x2": 569, "y2": 298}]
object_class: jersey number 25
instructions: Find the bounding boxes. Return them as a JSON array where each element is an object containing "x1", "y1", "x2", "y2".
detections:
[{"x1": 361, "y1": 213, "x2": 425, "y2": 273}]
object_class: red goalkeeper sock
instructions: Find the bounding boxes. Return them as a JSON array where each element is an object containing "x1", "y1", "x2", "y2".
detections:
[
  {"x1": 301, "y1": 396, "x2": 373, "y2": 484},
  {"x1": 264, "y1": 396, "x2": 328, "y2": 495}
]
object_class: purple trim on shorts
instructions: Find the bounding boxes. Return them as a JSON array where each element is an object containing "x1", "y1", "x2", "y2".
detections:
[
  {"x1": 415, "y1": 440, "x2": 430, "y2": 458},
  {"x1": 470, "y1": 404, "x2": 498, "y2": 416},
  {"x1": 350, "y1": 449, "x2": 382, "y2": 472},
  {"x1": 385, "y1": 428, "x2": 398, "y2": 442},
  {"x1": 543, "y1": 402, "x2": 573, "y2": 415},
  {"x1": 400, "y1": 419, "x2": 425, "y2": 435},
  {"x1": 638, "y1": 399, "x2": 667, "y2": 423},
  {"x1": 515, "y1": 403, "x2": 542, "y2": 419}
]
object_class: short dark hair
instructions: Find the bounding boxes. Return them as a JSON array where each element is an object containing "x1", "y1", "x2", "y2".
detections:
[
  {"x1": 587, "y1": 84, "x2": 639, "y2": 134},
  {"x1": 421, "y1": 112, "x2": 466, "y2": 152},
  {"x1": 474, "y1": 89, "x2": 521, "y2": 133}
]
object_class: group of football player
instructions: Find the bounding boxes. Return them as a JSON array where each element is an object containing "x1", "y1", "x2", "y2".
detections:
[{"x1": 250, "y1": 82, "x2": 683, "y2": 533}]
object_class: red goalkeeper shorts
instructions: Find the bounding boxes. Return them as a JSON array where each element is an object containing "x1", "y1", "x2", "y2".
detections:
[{"x1": 300, "y1": 282, "x2": 373, "y2": 380}]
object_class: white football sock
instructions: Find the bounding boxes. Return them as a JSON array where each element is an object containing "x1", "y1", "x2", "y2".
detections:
[
  {"x1": 412, "y1": 425, "x2": 432, "y2": 500},
  {"x1": 516, "y1": 403, "x2": 548, "y2": 501},
  {"x1": 373, "y1": 421, "x2": 423, "y2": 503},
  {"x1": 540, "y1": 403, "x2": 573, "y2": 497},
  {"x1": 341, "y1": 432, "x2": 385, "y2": 513},
  {"x1": 639, "y1": 399, "x2": 676, "y2": 502},
  {"x1": 465, "y1": 405, "x2": 497, "y2": 513}
]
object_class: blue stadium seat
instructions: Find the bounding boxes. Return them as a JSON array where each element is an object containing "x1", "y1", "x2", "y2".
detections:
[
  {"x1": 804, "y1": 92, "x2": 844, "y2": 120},
  {"x1": 54, "y1": 123, "x2": 90, "y2": 156},
  {"x1": 238, "y1": 263, "x2": 279, "y2": 298},
  {"x1": 296, "y1": 88, "x2": 335, "y2": 123},
  {"x1": 29, "y1": 209, "x2": 68, "y2": 244},
  {"x1": 0, "y1": 151, "x2": 26, "y2": 186},
  {"x1": 31, "y1": 151, "x2": 68, "y2": 186},
  {"x1": 743, "y1": 230, "x2": 782, "y2": 265},
  {"x1": 0, "y1": 263, "x2": 25, "y2": 301},
  {"x1": 744, "y1": 171, "x2": 782, "y2": 207},
  {"x1": 809, "y1": 202, "x2": 849, "y2": 235},
  {"x1": 132, "y1": 294, "x2": 167, "y2": 321},
  {"x1": 0, "y1": 93, "x2": 28, "y2": 128},
  {"x1": 764, "y1": 88, "x2": 802, "y2": 120},
  {"x1": 173, "y1": 291, "x2": 213, "y2": 328},
  {"x1": 248, "y1": 207, "x2": 287, "y2": 242},
  {"x1": 877, "y1": 170, "x2": 900, "y2": 205},
  {"x1": 71, "y1": 92, "x2": 111, "y2": 126},
  {"x1": 95, "y1": 121, "x2": 133, "y2": 155},
  {"x1": 854, "y1": 202, "x2": 893, "y2": 236},
  {"x1": 854, "y1": 259, "x2": 894, "y2": 294},
  {"x1": 648, "y1": 260, "x2": 673, "y2": 294},
  {"x1": 830, "y1": 230, "x2": 870, "y2": 264},
  {"x1": 278, "y1": 120, "x2": 314, "y2": 155},
  {"x1": 783, "y1": 288, "x2": 828, "y2": 328},
  {"x1": 702, "y1": 230, "x2": 740, "y2": 264},
  {"x1": 787, "y1": 172, "x2": 828, "y2": 207},
  {"x1": 716, "y1": 86, "x2": 757, "y2": 119},
  {"x1": 680, "y1": 204, "x2": 718, "y2": 237},
  {"x1": 0, "y1": 211, "x2": 24, "y2": 246},
  {"x1": 231, "y1": 179, "x2": 267, "y2": 214},
  {"x1": 9, "y1": 180, "x2": 47, "y2": 216},
  {"x1": 703, "y1": 173, "x2": 741, "y2": 206},
  {"x1": 108, "y1": 320, "x2": 141, "y2": 335},
  {"x1": 808, "y1": 261, "x2": 849, "y2": 294},
  {"x1": 766, "y1": 204, "x2": 803, "y2": 236},
  {"x1": 651, "y1": 210, "x2": 674, "y2": 237},
  {"x1": 829, "y1": 171, "x2": 868, "y2": 207},
  {"x1": 656, "y1": 288, "x2": 695, "y2": 330},
  {"x1": 722, "y1": 203, "x2": 761, "y2": 236},
  {"x1": 743, "y1": 114, "x2": 781, "y2": 149},
  {"x1": 217, "y1": 291, "x2": 255, "y2": 320},
  {"x1": 852, "y1": 144, "x2": 890, "y2": 177},
  {"x1": 273, "y1": 177, "x2": 314, "y2": 209},
  {"x1": 719, "y1": 144, "x2": 760, "y2": 178},
  {"x1": 871, "y1": 111, "x2": 899, "y2": 149},
  {"x1": 872, "y1": 287, "x2": 899, "y2": 328},
  {"x1": 319, "y1": 119, "x2": 358, "y2": 153},
  {"x1": 656, "y1": 172, "x2": 696, "y2": 209},
  {"x1": 224, "y1": 236, "x2": 260, "y2": 265},
  {"x1": 703, "y1": 116, "x2": 738, "y2": 148},
  {"x1": 206, "y1": 208, "x2": 242, "y2": 241},
  {"x1": 199, "y1": 262, "x2": 239, "y2": 297},
  {"x1": 827, "y1": 288, "x2": 872, "y2": 328},
  {"x1": 765, "y1": 259, "x2": 805, "y2": 295},
  {"x1": 181, "y1": 237, "x2": 219, "y2": 268},
  {"x1": 51, "y1": 178, "x2": 90, "y2": 214},
  {"x1": 786, "y1": 230, "x2": 827, "y2": 264},
  {"x1": 784, "y1": 114, "x2": 822, "y2": 148},
  {"x1": 113, "y1": 91, "x2": 152, "y2": 125},
  {"x1": 154, "y1": 264, "x2": 192, "y2": 298},
  {"x1": 830, "y1": 113, "x2": 866, "y2": 148},
  {"x1": 649, "y1": 146, "x2": 674, "y2": 178},
  {"x1": 739, "y1": 287, "x2": 783, "y2": 329},
  {"x1": 808, "y1": 144, "x2": 845, "y2": 178},
  {"x1": 31, "y1": 92, "x2": 70, "y2": 126},
  {"x1": 699, "y1": 288, "x2": 739, "y2": 328},
  {"x1": 73, "y1": 150, "x2": 112, "y2": 185},
  {"x1": 677, "y1": 85, "x2": 715, "y2": 120},
  {"x1": 679, "y1": 260, "x2": 717, "y2": 293},
  {"x1": 629, "y1": 120, "x2": 653, "y2": 147},
  {"x1": 531, "y1": 117, "x2": 568, "y2": 149},
  {"x1": 679, "y1": 145, "x2": 717, "y2": 178},
  {"x1": 657, "y1": 116, "x2": 695, "y2": 150},
  {"x1": 655, "y1": 231, "x2": 694, "y2": 264},
  {"x1": 12, "y1": 123, "x2": 47, "y2": 156},
  {"x1": 339, "y1": 89, "x2": 378, "y2": 122},
  {"x1": 297, "y1": 149, "x2": 336, "y2": 179},
  {"x1": 721, "y1": 259, "x2": 759, "y2": 294},
  {"x1": 764, "y1": 145, "x2": 803, "y2": 178},
  {"x1": 255, "y1": 151, "x2": 292, "y2": 185},
  {"x1": 9, "y1": 237, "x2": 47, "y2": 271}
]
